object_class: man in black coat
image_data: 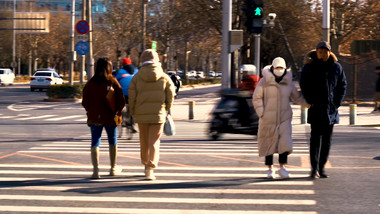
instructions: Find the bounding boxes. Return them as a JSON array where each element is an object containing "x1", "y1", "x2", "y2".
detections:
[{"x1": 300, "y1": 41, "x2": 347, "y2": 179}]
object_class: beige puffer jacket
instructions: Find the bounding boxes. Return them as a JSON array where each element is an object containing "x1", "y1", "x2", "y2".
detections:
[
  {"x1": 128, "y1": 62, "x2": 175, "y2": 124},
  {"x1": 253, "y1": 66, "x2": 310, "y2": 157}
]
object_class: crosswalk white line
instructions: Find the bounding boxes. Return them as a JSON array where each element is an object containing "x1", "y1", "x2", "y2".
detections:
[
  {"x1": 0, "y1": 206, "x2": 317, "y2": 214},
  {"x1": 39, "y1": 144, "x2": 310, "y2": 149},
  {"x1": 15, "y1": 115, "x2": 57, "y2": 120},
  {"x1": 0, "y1": 170, "x2": 310, "y2": 178},
  {"x1": 18, "y1": 150, "x2": 311, "y2": 156},
  {"x1": 0, "y1": 194, "x2": 316, "y2": 205},
  {"x1": 0, "y1": 186, "x2": 315, "y2": 194},
  {"x1": 0, "y1": 177, "x2": 314, "y2": 185},
  {"x1": 0, "y1": 164, "x2": 311, "y2": 171},
  {"x1": 27, "y1": 147, "x2": 310, "y2": 152},
  {"x1": 45, "y1": 115, "x2": 84, "y2": 121}
]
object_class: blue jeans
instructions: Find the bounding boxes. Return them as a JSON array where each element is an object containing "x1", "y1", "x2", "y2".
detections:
[{"x1": 90, "y1": 125, "x2": 117, "y2": 147}]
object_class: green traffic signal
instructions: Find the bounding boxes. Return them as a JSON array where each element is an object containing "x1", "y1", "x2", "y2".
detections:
[{"x1": 253, "y1": 7, "x2": 263, "y2": 18}]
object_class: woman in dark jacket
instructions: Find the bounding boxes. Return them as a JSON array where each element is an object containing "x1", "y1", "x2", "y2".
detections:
[
  {"x1": 82, "y1": 57, "x2": 125, "y2": 179},
  {"x1": 300, "y1": 41, "x2": 347, "y2": 179}
]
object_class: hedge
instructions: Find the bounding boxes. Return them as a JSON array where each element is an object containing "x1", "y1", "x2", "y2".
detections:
[{"x1": 46, "y1": 84, "x2": 85, "y2": 99}]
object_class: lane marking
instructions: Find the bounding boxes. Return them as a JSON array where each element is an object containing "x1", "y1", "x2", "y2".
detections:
[
  {"x1": 0, "y1": 206, "x2": 317, "y2": 214},
  {"x1": 17, "y1": 153, "x2": 82, "y2": 165},
  {"x1": 39, "y1": 144, "x2": 309, "y2": 149},
  {"x1": 0, "y1": 164, "x2": 311, "y2": 171},
  {"x1": 0, "y1": 177, "x2": 314, "y2": 185},
  {"x1": 18, "y1": 151, "x2": 311, "y2": 156},
  {"x1": 45, "y1": 115, "x2": 83, "y2": 121},
  {"x1": 0, "y1": 194, "x2": 317, "y2": 205},
  {"x1": 15, "y1": 115, "x2": 57, "y2": 120},
  {"x1": 27, "y1": 147, "x2": 309, "y2": 152},
  {"x1": 0, "y1": 170, "x2": 310, "y2": 178},
  {"x1": 0, "y1": 186, "x2": 315, "y2": 194}
]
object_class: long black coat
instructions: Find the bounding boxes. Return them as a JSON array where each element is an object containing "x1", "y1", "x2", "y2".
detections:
[{"x1": 300, "y1": 51, "x2": 347, "y2": 125}]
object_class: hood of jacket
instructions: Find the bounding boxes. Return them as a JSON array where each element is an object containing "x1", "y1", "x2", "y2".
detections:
[
  {"x1": 261, "y1": 65, "x2": 292, "y2": 86},
  {"x1": 303, "y1": 50, "x2": 338, "y2": 65},
  {"x1": 138, "y1": 63, "x2": 165, "y2": 82}
]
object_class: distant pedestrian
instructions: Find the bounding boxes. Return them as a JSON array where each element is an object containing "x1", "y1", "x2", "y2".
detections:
[
  {"x1": 300, "y1": 41, "x2": 347, "y2": 179},
  {"x1": 129, "y1": 49, "x2": 175, "y2": 180},
  {"x1": 253, "y1": 57, "x2": 310, "y2": 179},
  {"x1": 82, "y1": 57, "x2": 126, "y2": 179},
  {"x1": 114, "y1": 58, "x2": 138, "y2": 133},
  {"x1": 238, "y1": 64, "x2": 260, "y2": 93},
  {"x1": 373, "y1": 66, "x2": 380, "y2": 112},
  {"x1": 168, "y1": 71, "x2": 181, "y2": 98}
]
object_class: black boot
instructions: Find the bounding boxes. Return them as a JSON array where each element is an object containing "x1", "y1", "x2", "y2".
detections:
[{"x1": 318, "y1": 169, "x2": 329, "y2": 178}]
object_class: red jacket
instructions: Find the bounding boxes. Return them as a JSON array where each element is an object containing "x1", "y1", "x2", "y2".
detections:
[{"x1": 238, "y1": 75, "x2": 260, "y2": 92}]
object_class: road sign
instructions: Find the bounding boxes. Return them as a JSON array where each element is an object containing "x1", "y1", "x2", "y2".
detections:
[
  {"x1": 76, "y1": 20, "x2": 89, "y2": 35},
  {"x1": 75, "y1": 41, "x2": 89, "y2": 55}
]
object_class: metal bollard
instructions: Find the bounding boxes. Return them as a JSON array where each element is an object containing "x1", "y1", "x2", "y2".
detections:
[
  {"x1": 301, "y1": 106, "x2": 308, "y2": 124},
  {"x1": 189, "y1": 101, "x2": 195, "y2": 120},
  {"x1": 349, "y1": 104, "x2": 357, "y2": 125}
]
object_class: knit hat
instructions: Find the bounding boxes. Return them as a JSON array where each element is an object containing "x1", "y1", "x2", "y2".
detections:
[
  {"x1": 316, "y1": 41, "x2": 331, "y2": 51},
  {"x1": 122, "y1": 58, "x2": 132, "y2": 66},
  {"x1": 140, "y1": 49, "x2": 160, "y2": 64},
  {"x1": 272, "y1": 57, "x2": 286, "y2": 68}
]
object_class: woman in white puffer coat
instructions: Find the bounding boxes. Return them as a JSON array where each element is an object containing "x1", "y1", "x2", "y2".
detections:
[{"x1": 253, "y1": 57, "x2": 310, "y2": 179}]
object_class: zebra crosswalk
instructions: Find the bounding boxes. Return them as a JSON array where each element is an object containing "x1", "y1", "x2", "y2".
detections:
[
  {"x1": 0, "y1": 113, "x2": 87, "y2": 122},
  {"x1": 0, "y1": 133, "x2": 317, "y2": 213}
]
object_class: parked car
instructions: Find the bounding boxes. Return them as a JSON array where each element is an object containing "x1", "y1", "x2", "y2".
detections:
[
  {"x1": 30, "y1": 68, "x2": 64, "y2": 91},
  {"x1": 208, "y1": 71, "x2": 216, "y2": 78},
  {"x1": 196, "y1": 71, "x2": 205, "y2": 79},
  {"x1": 187, "y1": 70, "x2": 197, "y2": 79},
  {"x1": 0, "y1": 68, "x2": 15, "y2": 85}
]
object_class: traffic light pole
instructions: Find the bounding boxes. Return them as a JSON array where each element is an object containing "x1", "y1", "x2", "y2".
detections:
[
  {"x1": 221, "y1": 0, "x2": 231, "y2": 89},
  {"x1": 254, "y1": 34, "x2": 260, "y2": 76}
]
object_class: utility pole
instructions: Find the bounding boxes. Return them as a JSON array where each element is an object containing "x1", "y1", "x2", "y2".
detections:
[
  {"x1": 12, "y1": 0, "x2": 16, "y2": 75},
  {"x1": 86, "y1": 0, "x2": 94, "y2": 79},
  {"x1": 80, "y1": 0, "x2": 86, "y2": 83},
  {"x1": 69, "y1": 0, "x2": 75, "y2": 85},
  {"x1": 322, "y1": 0, "x2": 330, "y2": 43},
  {"x1": 221, "y1": 0, "x2": 231, "y2": 89}
]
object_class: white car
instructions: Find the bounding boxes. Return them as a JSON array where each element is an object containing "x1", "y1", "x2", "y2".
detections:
[
  {"x1": 0, "y1": 68, "x2": 15, "y2": 85},
  {"x1": 30, "y1": 69, "x2": 64, "y2": 91}
]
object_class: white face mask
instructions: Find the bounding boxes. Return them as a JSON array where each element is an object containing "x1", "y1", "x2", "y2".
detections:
[{"x1": 273, "y1": 68, "x2": 285, "y2": 77}]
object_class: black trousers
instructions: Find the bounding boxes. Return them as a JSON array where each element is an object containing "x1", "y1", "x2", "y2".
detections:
[
  {"x1": 265, "y1": 152, "x2": 289, "y2": 166},
  {"x1": 310, "y1": 123, "x2": 334, "y2": 172}
]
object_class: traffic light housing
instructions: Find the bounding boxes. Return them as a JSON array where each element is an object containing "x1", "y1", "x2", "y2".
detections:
[{"x1": 244, "y1": 0, "x2": 264, "y2": 34}]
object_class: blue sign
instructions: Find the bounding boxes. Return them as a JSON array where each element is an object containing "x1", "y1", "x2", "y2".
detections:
[{"x1": 75, "y1": 41, "x2": 89, "y2": 55}]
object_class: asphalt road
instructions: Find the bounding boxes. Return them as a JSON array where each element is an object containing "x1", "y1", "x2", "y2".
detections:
[{"x1": 0, "y1": 84, "x2": 379, "y2": 214}]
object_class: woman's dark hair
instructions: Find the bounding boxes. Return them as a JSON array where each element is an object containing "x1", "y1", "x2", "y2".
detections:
[{"x1": 93, "y1": 57, "x2": 113, "y2": 83}]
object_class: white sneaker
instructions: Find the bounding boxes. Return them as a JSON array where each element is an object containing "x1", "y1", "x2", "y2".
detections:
[
  {"x1": 267, "y1": 169, "x2": 274, "y2": 179},
  {"x1": 277, "y1": 167, "x2": 290, "y2": 179}
]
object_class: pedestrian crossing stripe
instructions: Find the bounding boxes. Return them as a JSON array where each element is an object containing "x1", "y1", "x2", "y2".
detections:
[
  {"x1": 0, "y1": 206, "x2": 318, "y2": 214},
  {"x1": 0, "y1": 170, "x2": 310, "y2": 178},
  {"x1": 0, "y1": 177, "x2": 314, "y2": 186},
  {"x1": 38, "y1": 144, "x2": 311, "y2": 149},
  {"x1": 28, "y1": 147, "x2": 310, "y2": 153},
  {"x1": 0, "y1": 194, "x2": 317, "y2": 205},
  {"x1": 17, "y1": 150, "x2": 311, "y2": 156},
  {"x1": 0, "y1": 186, "x2": 315, "y2": 194},
  {"x1": 45, "y1": 115, "x2": 84, "y2": 121},
  {"x1": 0, "y1": 164, "x2": 311, "y2": 171}
]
